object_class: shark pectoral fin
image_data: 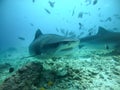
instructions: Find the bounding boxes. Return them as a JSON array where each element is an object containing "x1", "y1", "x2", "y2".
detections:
[{"x1": 34, "y1": 29, "x2": 43, "y2": 40}]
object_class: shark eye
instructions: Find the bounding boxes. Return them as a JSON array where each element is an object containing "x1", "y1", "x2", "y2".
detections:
[
  {"x1": 44, "y1": 43, "x2": 59, "y2": 48},
  {"x1": 53, "y1": 43, "x2": 59, "y2": 47},
  {"x1": 62, "y1": 41, "x2": 69, "y2": 44},
  {"x1": 68, "y1": 42, "x2": 71, "y2": 45}
]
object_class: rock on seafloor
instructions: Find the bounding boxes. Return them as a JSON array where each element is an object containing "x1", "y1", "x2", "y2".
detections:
[{"x1": 0, "y1": 62, "x2": 43, "y2": 90}]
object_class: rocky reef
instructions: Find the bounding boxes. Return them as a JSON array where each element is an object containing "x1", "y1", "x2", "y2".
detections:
[
  {"x1": 0, "y1": 62, "x2": 43, "y2": 90},
  {"x1": 0, "y1": 47, "x2": 120, "y2": 90}
]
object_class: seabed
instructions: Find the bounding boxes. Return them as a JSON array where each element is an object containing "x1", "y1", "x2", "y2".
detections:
[{"x1": 0, "y1": 45, "x2": 120, "y2": 90}]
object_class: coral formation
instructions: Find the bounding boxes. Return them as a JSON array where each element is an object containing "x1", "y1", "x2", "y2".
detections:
[{"x1": 0, "y1": 62, "x2": 43, "y2": 90}]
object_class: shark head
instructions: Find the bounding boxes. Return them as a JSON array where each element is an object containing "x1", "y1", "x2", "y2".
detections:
[{"x1": 29, "y1": 29, "x2": 79, "y2": 58}]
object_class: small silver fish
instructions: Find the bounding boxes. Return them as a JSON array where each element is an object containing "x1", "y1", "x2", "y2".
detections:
[
  {"x1": 93, "y1": 0, "x2": 98, "y2": 5},
  {"x1": 48, "y1": 1, "x2": 55, "y2": 8},
  {"x1": 78, "y1": 12, "x2": 83, "y2": 18},
  {"x1": 32, "y1": 0, "x2": 35, "y2": 3},
  {"x1": 18, "y1": 37, "x2": 25, "y2": 40},
  {"x1": 44, "y1": 8, "x2": 51, "y2": 14}
]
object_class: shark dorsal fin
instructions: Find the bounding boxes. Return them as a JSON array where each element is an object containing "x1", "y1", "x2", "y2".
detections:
[
  {"x1": 34, "y1": 29, "x2": 43, "y2": 40},
  {"x1": 97, "y1": 26, "x2": 110, "y2": 35}
]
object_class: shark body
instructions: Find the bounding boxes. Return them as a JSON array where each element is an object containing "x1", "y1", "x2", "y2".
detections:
[
  {"x1": 29, "y1": 29, "x2": 79, "y2": 58},
  {"x1": 80, "y1": 26, "x2": 120, "y2": 49}
]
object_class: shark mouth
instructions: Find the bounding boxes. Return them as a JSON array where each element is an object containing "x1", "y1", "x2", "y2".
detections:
[
  {"x1": 39, "y1": 41, "x2": 79, "y2": 58},
  {"x1": 52, "y1": 41, "x2": 79, "y2": 57},
  {"x1": 60, "y1": 47, "x2": 73, "y2": 51}
]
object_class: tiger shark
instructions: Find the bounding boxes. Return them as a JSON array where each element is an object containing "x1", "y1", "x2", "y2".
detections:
[
  {"x1": 80, "y1": 26, "x2": 120, "y2": 49},
  {"x1": 29, "y1": 29, "x2": 79, "y2": 58}
]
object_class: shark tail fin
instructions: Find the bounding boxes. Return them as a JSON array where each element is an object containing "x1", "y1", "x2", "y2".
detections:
[{"x1": 34, "y1": 29, "x2": 43, "y2": 40}]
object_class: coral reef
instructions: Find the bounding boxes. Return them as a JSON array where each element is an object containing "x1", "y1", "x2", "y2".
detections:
[
  {"x1": 0, "y1": 47, "x2": 120, "y2": 90},
  {"x1": 0, "y1": 62, "x2": 43, "y2": 90}
]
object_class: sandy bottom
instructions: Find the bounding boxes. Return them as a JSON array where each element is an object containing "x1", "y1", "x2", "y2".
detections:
[{"x1": 0, "y1": 46, "x2": 120, "y2": 90}]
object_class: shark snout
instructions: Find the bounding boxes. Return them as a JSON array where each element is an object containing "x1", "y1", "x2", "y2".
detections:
[{"x1": 54, "y1": 41, "x2": 79, "y2": 55}]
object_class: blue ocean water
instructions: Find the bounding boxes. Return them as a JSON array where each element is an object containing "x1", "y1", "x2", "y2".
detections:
[
  {"x1": 0, "y1": 0, "x2": 120, "y2": 50},
  {"x1": 0, "y1": 0, "x2": 120, "y2": 90}
]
